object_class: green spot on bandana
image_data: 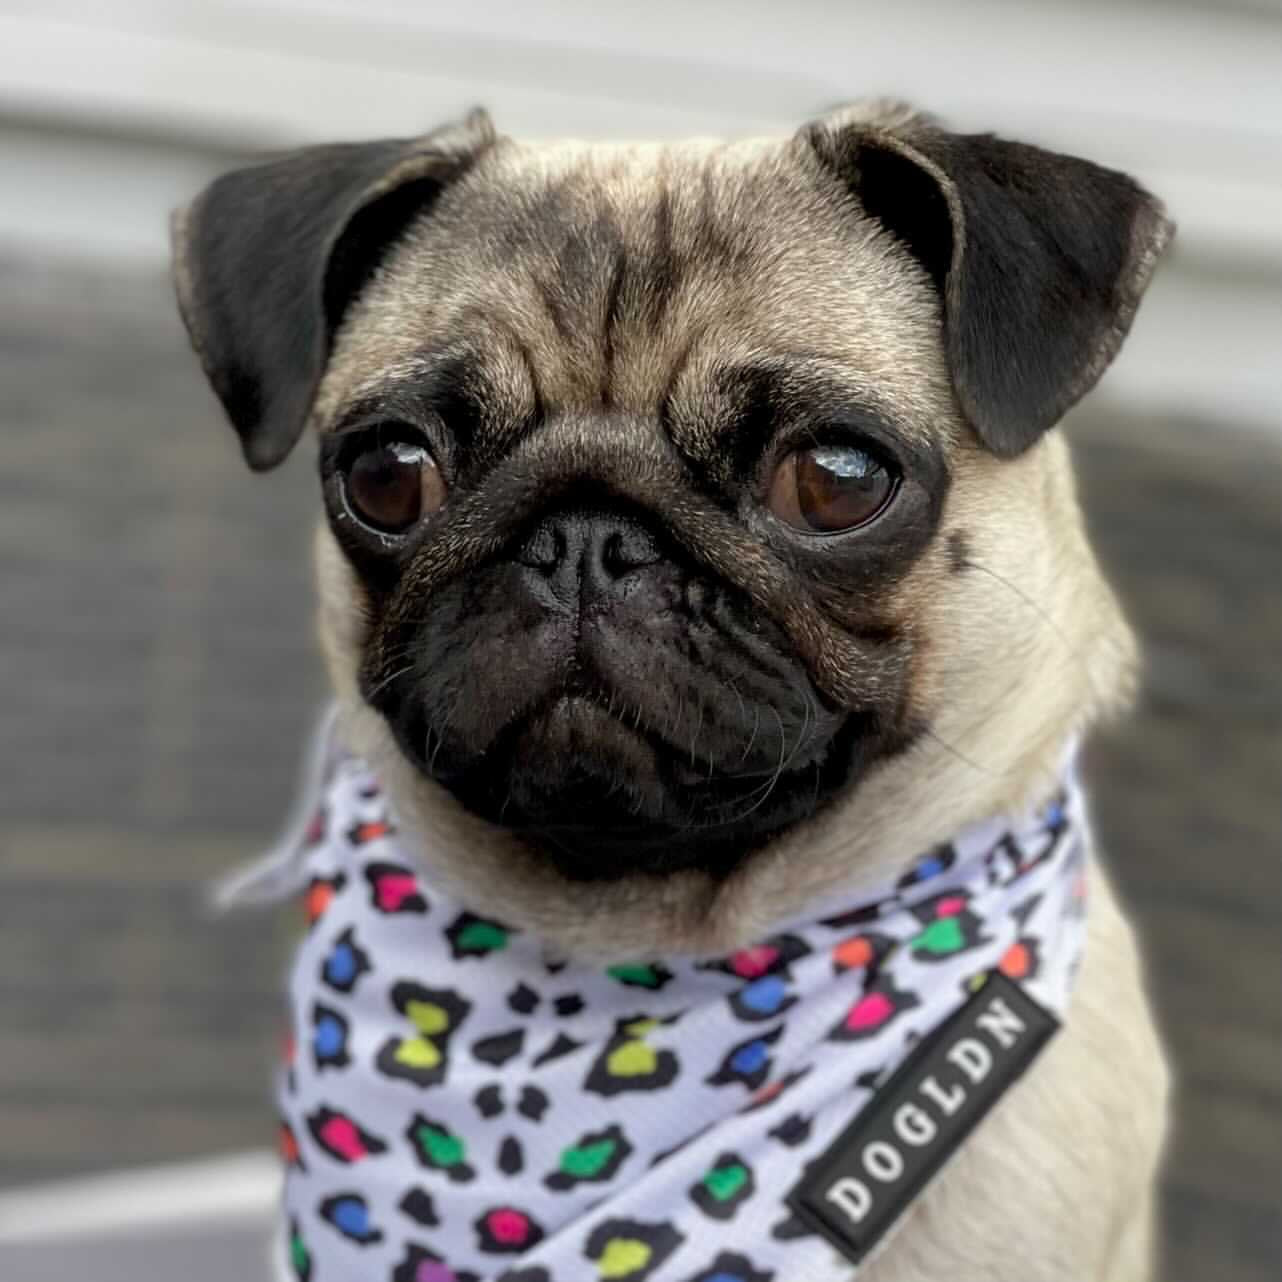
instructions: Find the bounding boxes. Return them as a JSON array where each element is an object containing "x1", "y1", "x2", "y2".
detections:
[
  {"x1": 457, "y1": 921, "x2": 509, "y2": 952},
  {"x1": 416, "y1": 1123, "x2": 465, "y2": 1167},
  {"x1": 561, "y1": 1138, "x2": 616, "y2": 1178},
  {"x1": 598, "y1": 1237, "x2": 651, "y2": 1278},
  {"x1": 607, "y1": 1039, "x2": 658, "y2": 1077},
  {"x1": 912, "y1": 916, "x2": 965, "y2": 955},
  {"x1": 289, "y1": 1232, "x2": 310, "y2": 1277},
  {"x1": 607, "y1": 963, "x2": 661, "y2": 987},
  {"x1": 702, "y1": 1161, "x2": 749, "y2": 1201}
]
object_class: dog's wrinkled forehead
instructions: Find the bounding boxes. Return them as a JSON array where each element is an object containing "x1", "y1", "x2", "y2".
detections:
[{"x1": 315, "y1": 137, "x2": 954, "y2": 460}]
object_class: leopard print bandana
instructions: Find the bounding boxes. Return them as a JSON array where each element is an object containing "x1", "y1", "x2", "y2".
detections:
[{"x1": 227, "y1": 711, "x2": 1089, "y2": 1282}]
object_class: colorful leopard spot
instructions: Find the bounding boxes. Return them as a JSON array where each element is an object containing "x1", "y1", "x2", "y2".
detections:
[
  {"x1": 912, "y1": 916, "x2": 966, "y2": 956},
  {"x1": 585, "y1": 1219, "x2": 682, "y2": 1280},
  {"x1": 703, "y1": 1162, "x2": 748, "y2": 1201},
  {"x1": 278, "y1": 1120, "x2": 304, "y2": 1170},
  {"x1": 896, "y1": 843, "x2": 956, "y2": 890},
  {"x1": 690, "y1": 1151, "x2": 756, "y2": 1220},
  {"x1": 741, "y1": 1067, "x2": 810, "y2": 1113},
  {"x1": 999, "y1": 939, "x2": 1039, "y2": 980},
  {"x1": 708, "y1": 934, "x2": 809, "y2": 980},
  {"x1": 393, "y1": 1038, "x2": 442, "y2": 1070},
  {"x1": 584, "y1": 1022, "x2": 679, "y2": 1096},
  {"x1": 305, "y1": 1107, "x2": 386, "y2": 1164},
  {"x1": 831, "y1": 983, "x2": 919, "y2": 1041},
  {"x1": 364, "y1": 862, "x2": 427, "y2": 914},
  {"x1": 311, "y1": 1004, "x2": 350, "y2": 1071},
  {"x1": 706, "y1": 1026, "x2": 782, "y2": 1089},
  {"x1": 607, "y1": 1039, "x2": 658, "y2": 1077},
  {"x1": 377, "y1": 984, "x2": 470, "y2": 1088},
  {"x1": 475, "y1": 1206, "x2": 543, "y2": 1253},
  {"x1": 287, "y1": 1221, "x2": 311, "y2": 1281},
  {"x1": 546, "y1": 1125, "x2": 632, "y2": 1190},
  {"x1": 390, "y1": 1244, "x2": 478, "y2": 1282},
  {"x1": 606, "y1": 963, "x2": 672, "y2": 989},
  {"x1": 348, "y1": 819, "x2": 394, "y2": 846},
  {"x1": 936, "y1": 895, "x2": 967, "y2": 917},
  {"x1": 319, "y1": 1193, "x2": 382, "y2": 1244},
  {"x1": 320, "y1": 926, "x2": 370, "y2": 993},
  {"x1": 406, "y1": 1114, "x2": 474, "y2": 1182},
  {"x1": 846, "y1": 991, "x2": 893, "y2": 1030},
  {"x1": 303, "y1": 874, "x2": 345, "y2": 926},
  {"x1": 832, "y1": 934, "x2": 875, "y2": 970},
  {"x1": 446, "y1": 913, "x2": 512, "y2": 958},
  {"x1": 405, "y1": 1000, "x2": 450, "y2": 1036},
  {"x1": 686, "y1": 1251, "x2": 774, "y2": 1282},
  {"x1": 729, "y1": 975, "x2": 793, "y2": 1021},
  {"x1": 599, "y1": 1239, "x2": 650, "y2": 1277},
  {"x1": 564, "y1": 1140, "x2": 616, "y2": 1177},
  {"x1": 727, "y1": 944, "x2": 779, "y2": 979}
]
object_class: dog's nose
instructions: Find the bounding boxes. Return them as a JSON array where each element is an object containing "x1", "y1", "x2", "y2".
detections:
[{"x1": 516, "y1": 508, "x2": 663, "y2": 609}]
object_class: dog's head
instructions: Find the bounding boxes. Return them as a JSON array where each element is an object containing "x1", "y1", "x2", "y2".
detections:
[{"x1": 173, "y1": 102, "x2": 1169, "y2": 954}]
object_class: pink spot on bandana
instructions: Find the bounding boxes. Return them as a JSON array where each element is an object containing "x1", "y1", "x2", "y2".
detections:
[
  {"x1": 486, "y1": 1208, "x2": 530, "y2": 1246},
  {"x1": 416, "y1": 1264, "x2": 454, "y2": 1282},
  {"x1": 936, "y1": 895, "x2": 967, "y2": 918},
  {"x1": 845, "y1": 991, "x2": 895, "y2": 1031},
  {"x1": 376, "y1": 874, "x2": 420, "y2": 912},
  {"x1": 730, "y1": 945, "x2": 780, "y2": 978},
  {"x1": 319, "y1": 1115, "x2": 367, "y2": 1161}
]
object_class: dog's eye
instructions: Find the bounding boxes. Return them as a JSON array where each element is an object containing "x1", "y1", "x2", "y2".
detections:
[
  {"x1": 766, "y1": 445, "x2": 897, "y2": 534},
  {"x1": 344, "y1": 438, "x2": 445, "y2": 534}
]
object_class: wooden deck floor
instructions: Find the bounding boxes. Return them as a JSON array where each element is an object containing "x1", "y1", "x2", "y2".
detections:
[{"x1": 1, "y1": 255, "x2": 1278, "y2": 1281}]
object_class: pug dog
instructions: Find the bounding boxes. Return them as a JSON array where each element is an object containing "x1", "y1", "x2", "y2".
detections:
[{"x1": 172, "y1": 101, "x2": 1172, "y2": 1282}]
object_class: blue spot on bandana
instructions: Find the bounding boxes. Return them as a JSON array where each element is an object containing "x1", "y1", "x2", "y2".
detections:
[
  {"x1": 319, "y1": 1193, "x2": 381, "y2": 1244},
  {"x1": 314, "y1": 1016, "x2": 344, "y2": 1057},
  {"x1": 333, "y1": 1198, "x2": 368, "y2": 1235},
  {"x1": 739, "y1": 976, "x2": 788, "y2": 1015},
  {"x1": 324, "y1": 944, "x2": 357, "y2": 986},
  {"x1": 730, "y1": 1040, "x2": 769, "y2": 1075}
]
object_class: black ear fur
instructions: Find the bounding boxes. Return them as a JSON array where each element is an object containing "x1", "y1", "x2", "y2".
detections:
[
  {"x1": 171, "y1": 109, "x2": 495, "y2": 471},
  {"x1": 805, "y1": 109, "x2": 1174, "y2": 456}
]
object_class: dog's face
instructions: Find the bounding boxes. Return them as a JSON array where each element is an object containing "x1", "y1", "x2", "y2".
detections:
[{"x1": 174, "y1": 103, "x2": 1169, "y2": 952}]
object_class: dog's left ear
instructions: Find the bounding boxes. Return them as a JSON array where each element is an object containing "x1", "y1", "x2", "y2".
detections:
[
  {"x1": 802, "y1": 103, "x2": 1174, "y2": 456},
  {"x1": 171, "y1": 108, "x2": 496, "y2": 471}
]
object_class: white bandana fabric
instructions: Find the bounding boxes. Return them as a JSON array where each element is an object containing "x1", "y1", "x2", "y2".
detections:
[{"x1": 243, "y1": 718, "x2": 1089, "y2": 1282}]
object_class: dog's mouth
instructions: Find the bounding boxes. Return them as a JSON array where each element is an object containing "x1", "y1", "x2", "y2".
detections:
[{"x1": 387, "y1": 686, "x2": 866, "y2": 880}]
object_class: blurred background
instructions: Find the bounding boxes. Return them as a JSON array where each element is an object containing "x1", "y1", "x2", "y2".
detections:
[{"x1": 0, "y1": 2, "x2": 1278, "y2": 1279}]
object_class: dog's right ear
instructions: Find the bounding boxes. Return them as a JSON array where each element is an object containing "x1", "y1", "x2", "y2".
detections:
[{"x1": 171, "y1": 109, "x2": 496, "y2": 471}]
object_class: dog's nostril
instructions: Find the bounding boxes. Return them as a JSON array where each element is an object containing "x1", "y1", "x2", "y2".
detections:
[
  {"x1": 600, "y1": 526, "x2": 661, "y2": 578},
  {"x1": 517, "y1": 521, "x2": 564, "y2": 572},
  {"x1": 516, "y1": 509, "x2": 663, "y2": 585}
]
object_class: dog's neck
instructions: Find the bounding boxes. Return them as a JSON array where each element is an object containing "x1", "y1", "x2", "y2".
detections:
[{"x1": 330, "y1": 691, "x2": 1088, "y2": 961}]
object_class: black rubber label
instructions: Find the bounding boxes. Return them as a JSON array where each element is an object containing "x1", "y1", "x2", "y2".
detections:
[{"x1": 788, "y1": 972, "x2": 1059, "y2": 1266}]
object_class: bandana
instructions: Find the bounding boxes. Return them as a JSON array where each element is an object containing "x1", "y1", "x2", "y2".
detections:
[{"x1": 230, "y1": 710, "x2": 1089, "y2": 1282}]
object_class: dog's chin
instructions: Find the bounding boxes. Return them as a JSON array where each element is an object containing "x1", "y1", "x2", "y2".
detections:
[{"x1": 388, "y1": 694, "x2": 866, "y2": 881}]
